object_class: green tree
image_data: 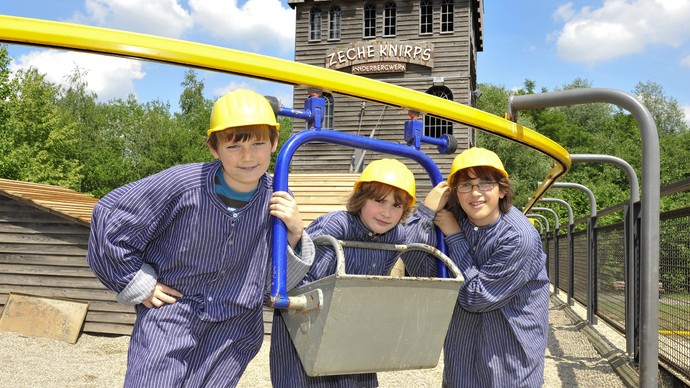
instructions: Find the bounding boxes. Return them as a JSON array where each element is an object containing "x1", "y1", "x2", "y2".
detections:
[
  {"x1": 175, "y1": 70, "x2": 214, "y2": 163},
  {"x1": 633, "y1": 81, "x2": 689, "y2": 136},
  {"x1": 0, "y1": 45, "x2": 10, "y2": 125},
  {"x1": 3, "y1": 67, "x2": 83, "y2": 187}
]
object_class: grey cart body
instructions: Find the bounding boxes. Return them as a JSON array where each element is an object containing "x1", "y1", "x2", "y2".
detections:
[{"x1": 281, "y1": 236, "x2": 464, "y2": 376}]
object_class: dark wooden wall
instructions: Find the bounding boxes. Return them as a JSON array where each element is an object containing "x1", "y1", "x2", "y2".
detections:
[{"x1": 0, "y1": 194, "x2": 135, "y2": 335}]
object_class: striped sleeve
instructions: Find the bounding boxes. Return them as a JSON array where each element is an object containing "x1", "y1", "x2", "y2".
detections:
[
  {"x1": 401, "y1": 203, "x2": 441, "y2": 277},
  {"x1": 454, "y1": 219, "x2": 542, "y2": 313}
]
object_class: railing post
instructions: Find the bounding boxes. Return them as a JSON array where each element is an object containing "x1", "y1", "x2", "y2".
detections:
[
  {"x1": 510, "y1": 88, "x2": 659, "y2": 387},
  {"x1": 537, "y1": 198, "x2": 574, "y2": 305},
  {"x1": 549, "y1": 182, "x2": 598, "y2": 324},
  {"x1": 532, "y1": 207, "x2": 560, "y2": 295}
]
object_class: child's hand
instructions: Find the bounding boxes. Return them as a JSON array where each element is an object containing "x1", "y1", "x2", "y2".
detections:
[
  {"x1": 142, "y1": 282, "x2": 183, "y2": 308},
  {"x1": 270, "y1": 191, "x2": 304, "y2": 248},
  {"x1": 434, "y1": 209, "x2": 462, "y2": 236},
  {"x1": 424, "y1": 181, "x2": 450, "y2": 211}
]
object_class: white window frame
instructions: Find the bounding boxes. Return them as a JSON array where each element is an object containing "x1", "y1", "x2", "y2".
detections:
[
  {"x1": 309, "y1": 7, "x2": 322, "y2": 42},
  {"x1": 441, "y1": 0, "x2": 454, "y2": 34},
  {"x1": 329, "y1": 6, "x2": 341, "y2": 41},
  {"x1": 323, "y1": 93, "x2": 334, "y2": 129},
  {"x1": 420, "y1": 0, "x2": 433, "y2": 35},
  {"x1": 363, "y1": 3, "x2": 376, "y2": 38},
  {"x1": 383, "y1": 1, "x2": 397, "y2": 37}
]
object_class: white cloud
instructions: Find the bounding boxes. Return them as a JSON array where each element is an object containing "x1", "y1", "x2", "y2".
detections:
[
  {"x1": 72, "y1": 0, "x2": 194, "y2": 38},
  {"x1": 213, "y1": 79, "x2": 292, "y2": 107},
  {"x1": 190, "y1": 0, "x2": 295, "y2": 54},
  {"x1": 681, "y1": 55, "x2": 690, "y2": 67},
  {"x1": 10, "y1": 50, "x2": 145, "y2": 101},
  {"x1": 213, "y1": 80, "x2": 257, "y2": 99},
  {"x1": 554, "y1": 0, "x2": 690, "y2": 65}
]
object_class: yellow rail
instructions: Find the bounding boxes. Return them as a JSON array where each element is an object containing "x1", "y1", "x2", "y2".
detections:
[{"x1": 0, "y1": 15, "x2": 571, "y2": 204}]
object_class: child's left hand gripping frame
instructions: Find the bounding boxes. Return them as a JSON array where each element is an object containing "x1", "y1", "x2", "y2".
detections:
[{"x1": 269, "y1": 94, "x2": 452, "y2": 310}]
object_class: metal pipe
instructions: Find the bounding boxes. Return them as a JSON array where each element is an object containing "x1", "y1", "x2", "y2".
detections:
[
  {"x1": 568, "y1": 154, "x2": 640, "y2": 357},
  {"x1": 510, "y1": 88, "x2": 659, "y2": 387},
  {"x1": 537, "y1": 198, "x2": 575, "y2": 305},
  {"x1": 529, "y1": 217, "x2": 544, "y2": 235},
  {"x1": 526, "y1": 213, "x2": 551, "y2": 275},
  {"x1": 532, "y1": 207, "x2": 560, "y2": 295},
  {"x1": 549, "y1": 182, "x2": 599, "y2": 323}
]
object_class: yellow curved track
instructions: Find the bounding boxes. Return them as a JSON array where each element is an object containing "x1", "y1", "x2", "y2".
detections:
[{"x1": 0, "y1": 15, "x2": 570, "y2": 208}]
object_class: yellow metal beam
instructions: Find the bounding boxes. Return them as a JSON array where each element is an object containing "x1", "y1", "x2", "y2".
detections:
[{"x1": 0, "y1": 15, "x2": 571, "y2": 203}]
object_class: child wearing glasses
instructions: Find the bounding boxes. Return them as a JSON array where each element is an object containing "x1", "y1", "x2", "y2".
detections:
[{"x1": 403, "y1": 147, "x2": 549, "y2": 388}]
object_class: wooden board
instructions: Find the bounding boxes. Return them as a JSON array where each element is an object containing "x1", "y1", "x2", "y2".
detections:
[{"x1": 0, "y1": 292, "x2": 88, "y2": 344}]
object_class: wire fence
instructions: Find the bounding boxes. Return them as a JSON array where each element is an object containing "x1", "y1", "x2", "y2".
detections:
[{"x1": 542, "y1": 182, "x2": 690, "y2": 382}]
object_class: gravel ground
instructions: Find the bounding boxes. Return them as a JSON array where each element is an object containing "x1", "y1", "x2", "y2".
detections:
[{"x1": 0, "y1": 296, "x2": 627, "y2": 387}]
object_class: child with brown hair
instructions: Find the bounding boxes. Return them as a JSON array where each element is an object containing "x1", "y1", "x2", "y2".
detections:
[
  {"x1": 269, "y1": 158, "x2": 416, "y2": 388},
  {"x1": 87, "y1": 89, "x2": 314, "y2": 387},
  {"x1": 403, "y1": 147, "x2": 549, "y2": 387}
]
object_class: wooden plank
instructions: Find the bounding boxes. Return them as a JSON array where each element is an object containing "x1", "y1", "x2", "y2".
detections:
[
  {"x1": 0, "y1": 263, "x2": 97, "y2": 277},
  {"x1": 86, "y1": 310, "x2": 136, "y2": 325},
  {"x1": 0, "y1": 243, "x2": 88, "y2": 255},
  {"x1": 83, "y1": 321, "x2": 132, "y2": 335},
  {"x1": 0, "y1": 253, "x2": 89, "y2": 267},
  {"x1": 0, "y1": 286, "x2": 116, "y2": 302},
  {"x1": 1, "y1": 273, "x2": 105, "y2": 288},
  {"x1": 0, "y1": 232, "x2": 89, "y2": 245},
  {"x1": 0, "y1": 212, "x2": 82, "y2": 224},
  {"x1": 0, "y1": 222, "x2": 90, "y2": 235},
  {"x1": 0, "y1": 293, "x2": 89, "y2": 344}
]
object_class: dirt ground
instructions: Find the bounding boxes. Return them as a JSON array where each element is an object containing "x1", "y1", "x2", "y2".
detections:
[
  {"x1": 0, "y1": 331, "x2": 444, "y2": 387},
  {"x1": 0, "y1": 296, "x2": 629, "y2": 387}
]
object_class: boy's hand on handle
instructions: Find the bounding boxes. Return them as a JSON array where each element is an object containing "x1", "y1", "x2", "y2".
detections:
[
  {"x1": 423, "y1": 181, "x2": 451, "y2": 212},
  {"x1": 270, "y1": 191, "x2": 304, "y2": 248},
  {"x1": 142, "y1": 283, "x2": 183, "y2": 309},
  {"x1": 434, "y1": 209, "x2": 462, "y2": 237}
]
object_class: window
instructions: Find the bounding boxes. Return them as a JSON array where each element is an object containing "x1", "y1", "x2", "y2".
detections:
[
  {"x1": 323, "y1": 93, "x2": 334, "y2": 129},
  {"x1": 363, "y1": 3, "x2": 376, "y2": 38},
  {"x1": 309, "y1": 8, "x2": 322, "y2": 41},
  {"x1": 441, "y1": 0, "x2": 454, "y2": 33},
  {"x1": 329, "y1": 6, "x2": 341, "y2": 40},
  {"x1": 420, "y1": 0, "x2": 433, "y2": 35},
  {"x1": 383, "y1": 2, "x2": 396, "y2": 37},
  {"x1": 425, "y1": 87, "x2": 453, "y2": 137}
]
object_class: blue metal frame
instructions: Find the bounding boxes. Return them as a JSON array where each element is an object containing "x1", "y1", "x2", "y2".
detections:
[{"x1": 270, "y1": 96, "x2": 449, "y2": 308}]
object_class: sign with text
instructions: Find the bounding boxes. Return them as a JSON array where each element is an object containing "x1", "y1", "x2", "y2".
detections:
[{"x1": 326, "y1": 40, "x2": 434, "y2": 74}]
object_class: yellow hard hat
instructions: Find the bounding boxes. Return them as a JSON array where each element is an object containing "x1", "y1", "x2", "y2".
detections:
[
  {"x1": 449, "y1": 147, "x2": 509, "y2": 183},
  {"x1": 355, "y1": 159, "x2": 416, "y2": 205},
  {"x1": 208, "y1": 89, "x2": 279, "y2": 136}
]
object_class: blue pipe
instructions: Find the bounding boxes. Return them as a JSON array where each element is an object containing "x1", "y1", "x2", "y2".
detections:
[{"x1": 270, "y1": 129, "x2": 448, "y2": 308}]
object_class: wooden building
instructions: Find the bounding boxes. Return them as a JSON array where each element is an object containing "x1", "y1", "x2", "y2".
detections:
[
  {"x1": 287, "y1": 0, "x2": 484, "y2": 193},
  {"x1": 0, "y1": 179, "x2": 135, "y2": 335}
]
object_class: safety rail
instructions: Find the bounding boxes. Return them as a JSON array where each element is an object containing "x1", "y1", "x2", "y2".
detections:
[{"x1": 541, "y1": 196, "x2": 689, "y2": 385}]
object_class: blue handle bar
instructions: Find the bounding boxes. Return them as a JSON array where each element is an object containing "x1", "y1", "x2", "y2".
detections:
[{"x1": 270, "y1": 129, "x2": 449, "y2": 308}]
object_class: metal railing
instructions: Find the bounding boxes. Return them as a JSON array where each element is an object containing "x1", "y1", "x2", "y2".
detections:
[{"x1": 541, "y1": 178, "x2": 690, "y2": 383}]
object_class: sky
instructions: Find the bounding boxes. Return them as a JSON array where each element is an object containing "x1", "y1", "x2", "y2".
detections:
[{"x1": 1, "y1": 0, "x2": 689, "y2": 122}]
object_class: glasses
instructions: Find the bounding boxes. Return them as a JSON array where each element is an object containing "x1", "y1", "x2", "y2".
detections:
[{"x1": 456, "y1": 181, "x2": 496, "y2": 193}]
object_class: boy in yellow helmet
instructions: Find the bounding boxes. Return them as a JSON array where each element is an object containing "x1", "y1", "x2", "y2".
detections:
[
  {"x1": 87, "y1": 89, "x2": 314, "y2": 387},
  {"x1": 270, "y1": 158, "x2": 416, "y2": 387},
  {"x1": 403, "y1": 147, "x2": 549, "y2": 387}
]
